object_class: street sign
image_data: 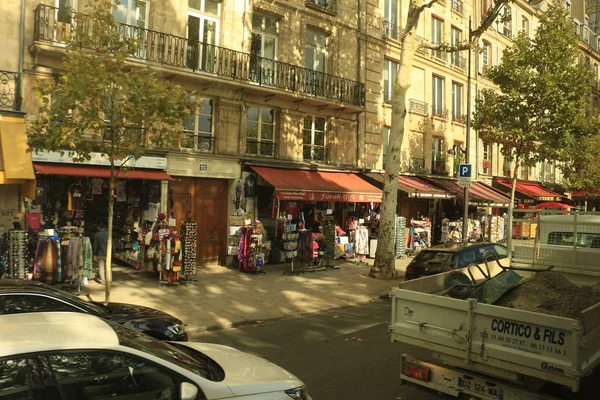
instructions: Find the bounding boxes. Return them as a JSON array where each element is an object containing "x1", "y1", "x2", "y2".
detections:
[
  {"x1": 458, "y1": 164, "x2": 472, "y2": 178},
  {"x1": 458, "y1": 180, "x2": 471, "y2": 188}
]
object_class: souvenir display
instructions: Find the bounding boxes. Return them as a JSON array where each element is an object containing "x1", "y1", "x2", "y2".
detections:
[{"x1": 182, "y1": 222, "x2": 197, "y2": 275}]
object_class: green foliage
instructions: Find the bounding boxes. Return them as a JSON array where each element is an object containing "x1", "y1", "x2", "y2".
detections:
[
  {"x1": 29, "y1": 0, "x2": 197, "y2": 164},
  {"x1": 473, "y1": 1, "x2": 595, "y2": 173}
]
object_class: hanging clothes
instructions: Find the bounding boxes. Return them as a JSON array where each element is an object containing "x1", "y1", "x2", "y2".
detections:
[{"x1": 355, "y1": 226, "x2": 369, "y2": 255}]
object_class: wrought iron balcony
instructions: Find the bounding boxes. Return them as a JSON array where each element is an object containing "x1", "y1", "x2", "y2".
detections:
[
  {"x1": 303, "y1": 144, "x2": 326, "y2": 162},
  {"x1": 452, "y1": 113, "x2": 467, "y2": 124},
  {"x1": 409, "y1": 99, "x2": 428, "y2": 116},
  {"x1": 246, "y1": 139, "x2": 275, "y2": 157},
  {"x1": 305, "y1": 0, "x2": 337, "y2": 14},
  {"x1": 430, "y1": 48, "x2": 447, "y2": 62},
  {"x1": 432, "y1": 106, "x2": 448, "y2": 119},
  {"x1": 33, "y1": 4, "x2": 363, "y2": 107},
  {"x1": 182, "y1": 133, "x2": 214, "y2": 153},
  {"x1": 382, "y1": 19, "x2": 403, "y2": 41},
  {"x1": 451, "y1": 0, "x2": 464, "y2": 14},
  {"x1": 450, "y1": 53, "x2": 466, "y2": 69},
  {"x1": 0, "y1": 70, "x2": 21, "y2": 112}
]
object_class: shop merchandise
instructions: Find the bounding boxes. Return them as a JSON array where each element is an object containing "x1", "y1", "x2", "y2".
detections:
[
  {"x1": 322, "y1": 218, "x2": 336, "y2": 261},
  {"x1": 116, "y1": 180, "x2": 127, "y2": 202},
  {"x1": 395, "y1": 216, "x2": 407, "y2": 258},
  {"x1": 143, "y1": 202, "x2": 160, "y2": 222},
  {"x1": 91, "y1": 178, "x2": 104, "y2": 195},
  {"x1": 35, "y1": 181, "x2": 50, "y2": 205},
  {"x1": 244, "y1": 174, "x2": 256, "y2": 197},
  {"x1": 26, "y1": 213, "x2": 41, "y2": 230},
  {"x1": 181, "y1": 222, "x2": 197, "y2": 275},
  {"x1": 231, "y1": 179, "x2": 244, "y2": 209},
  {"x1": 34, "y1": 236, "x2": 62, "y2": 285},
  {"x1": 7, "y1": 230, "x2": 30, "y2": 279},
  {"x1": 354, "y1": 226, "x2": 369, "y2": 256},
  {"x1": 68, "y1": 183, "x2": 85, "y2": 211},
  {"x1": 285, "y1": 201, "x2": 300, "y2": 219}
]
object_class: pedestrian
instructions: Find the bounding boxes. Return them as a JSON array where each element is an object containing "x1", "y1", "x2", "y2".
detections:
[{"x1": 93, "y1": 222, "x2": 110, "y2": 284}]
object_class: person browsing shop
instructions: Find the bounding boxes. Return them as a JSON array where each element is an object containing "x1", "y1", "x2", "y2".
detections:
[{"x1": 93, "y1": 223, "x2": 110, "y2": 284}]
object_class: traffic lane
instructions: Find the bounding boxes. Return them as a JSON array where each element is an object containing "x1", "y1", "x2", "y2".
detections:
[{"x1": 191, "y1": 299, "x2": 441, "y2": 400}]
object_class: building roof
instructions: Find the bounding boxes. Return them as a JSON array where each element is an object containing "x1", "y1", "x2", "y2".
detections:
[{"x1": 0, "y1": 312, "x2": 119, "y2": 357}]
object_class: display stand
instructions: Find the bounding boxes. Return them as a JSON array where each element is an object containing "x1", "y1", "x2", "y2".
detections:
[
  {"x1": 180, "y1": 222, "x2": 198, "y2": 285},
  {"x1": 282, "y1": 221, "x2": 300, "y2": 275},
  {"x1": 297, "y1": 229, "x2": 327, "y2": 273},
  {"x1": 322, "y1": 216, "x2": 336, "y2": 268}
]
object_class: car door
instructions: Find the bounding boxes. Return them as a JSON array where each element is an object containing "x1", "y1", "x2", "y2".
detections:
[
  {"x1": 40, "y1": 350, "x2": 204, "y2": 400},
  {"x1": 0, "y1": 355, "x2": 47, "y2": 400},
  {"x1": 0, "y1": 294, "x2": 79, "y2": 315}
]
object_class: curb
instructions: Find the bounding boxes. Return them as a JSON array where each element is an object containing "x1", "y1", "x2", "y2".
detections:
[{"x1": 185, "y1": 293, "x2": 391, "y2": 335}]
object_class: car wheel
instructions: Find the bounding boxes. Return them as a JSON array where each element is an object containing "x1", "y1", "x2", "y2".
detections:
[{"x1": 444, "y1": 271, "x2": 473, "y2": 299}]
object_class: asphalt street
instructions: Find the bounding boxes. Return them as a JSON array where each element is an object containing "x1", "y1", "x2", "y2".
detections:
[{"x1": 190, "y1": 298, "x2": 444, "y2": 400}]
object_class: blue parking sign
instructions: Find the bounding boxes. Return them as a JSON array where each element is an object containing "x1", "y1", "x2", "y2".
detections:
[{"x1": 458, "y1": 164, "x2": 472, "y2": 178}]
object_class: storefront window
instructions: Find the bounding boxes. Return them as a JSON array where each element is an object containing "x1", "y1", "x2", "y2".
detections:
[
  {"x1": 303, "y1": 116, "x2": 326, "y2": 162},
  {"x1": 183, "y1": 98, "x2": 213, "y2": 153},
  {"x1": 246, "y1": 106, "x2": 276, "y2": 157}
]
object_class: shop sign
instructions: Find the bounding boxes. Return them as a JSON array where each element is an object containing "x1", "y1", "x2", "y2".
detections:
[
  {"x1": 31, "y1": 151, "x2": 167, "y2": 170},
  {"x1": 276, "y1": 190, "x2": 382, "y2": 203},
  {"x1": 538, "y1": 196, "x2": 560, "y2": 202}
]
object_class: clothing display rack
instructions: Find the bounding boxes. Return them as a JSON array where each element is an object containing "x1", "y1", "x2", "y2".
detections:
[{"x1": 282, "y1": 222, "x2": 301, "y2": 275}]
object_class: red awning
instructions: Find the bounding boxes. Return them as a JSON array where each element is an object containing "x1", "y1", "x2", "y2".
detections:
[
  {"x1": 425, "y1": 177, "x2": 511, "y2": 207},
  {"x1": 33, "y1": 163, "x2": 174, "y2": 181},
  {"x1": 251, "y1": 166, "x2": 382, "y2": 202},
  {"x1": 366, "y1": 173, "x2": 453, "y2": 199},
  {"x1": 495, "y1": 179, "x2": 564, "y2": 201},
  {"x1": 572, "y1": 188, "x2": 600, "y2": 199}
]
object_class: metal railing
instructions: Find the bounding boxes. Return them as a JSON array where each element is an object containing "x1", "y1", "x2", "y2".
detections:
[
  {"x1": 500, "y1": 26, "x2": 512, "y2": 38},
  {"x1": 305, "y1": 0, "x2": 337, "y2": 14},
  {"x1": 431, "y1": 48, "x2": 446, "y2": 61},
  {"x1": 303, "y1": 144, "x2": 326, "y2": 162},
  {"x1": 382, "y1": 19, "x2": 403, "y2": 41},
  {"x1": 33, "y1": 4, "x2": 364, "y2": 106},
  {"x1": 451, "y1": 0, "x2": 464, "y2": 14},
  {"x1": 182, "y1": 134, "x2": 214, "y2": 153},
  {"x1": 246, "y1": 139, "x2": 275, "y2": 157},
  {"x1": 432, "y1": 106, "x2": 448, "y2": 119},
  {"x1": 450, "y1": 53, "x2": 466, "y2": 69},
  {"x1": 452, "y1": 113, "x2": 467, "y2": 124},
  {"x1": 409, "y1": 99, "x2": 428, "y2": 115},
  {"x1": 0, "y1": 70, "x2": 21, "y2": 112}
]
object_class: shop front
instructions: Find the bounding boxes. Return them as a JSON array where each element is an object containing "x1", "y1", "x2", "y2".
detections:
[
  {"x1": 493, "y1": 178, "x2": 567, "y2": 206},
  {"x1": 167, "y1": 154, "x2": 240, "y2": 265},
  {"x1": 225, "y1": 166, "x2": 383, "y2": 272}
]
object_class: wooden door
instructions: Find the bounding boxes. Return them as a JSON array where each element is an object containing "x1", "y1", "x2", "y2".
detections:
[{"x1": 195, "y1": 179, "x2": 228, "y2": 263}]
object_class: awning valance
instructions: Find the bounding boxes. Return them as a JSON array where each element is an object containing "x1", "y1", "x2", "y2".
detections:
[
  {"x1": 33, "y1": 163, "x2": 174, "y2": 181},
  {"x1": 495, "y1": 179, "x2": 564, "y2": 202},
  {"x1": 251, "y1": 166, "x2": 382, "y2": 202},
  {"x1": 366, "y1": 173, "x2": 453, "y2": 199},
  {"x1": 425, "y1": 177, "x2": 511, "y2": 207}
]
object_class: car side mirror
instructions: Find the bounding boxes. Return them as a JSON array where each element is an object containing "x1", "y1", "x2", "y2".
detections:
[{"x1": 181, "y1": 382, "x2": 198, "y2": 400}]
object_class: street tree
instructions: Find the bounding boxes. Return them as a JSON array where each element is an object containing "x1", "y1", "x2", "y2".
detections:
[
  {"x1": 472, "y1": 1, "x2": 594, "y2": 246},
  {"x1": 29, "y1": 0, "x2": 197, "y2": 302},
  {"x1": 370, "y1": 0, "x2": 512, "y2": 279}
]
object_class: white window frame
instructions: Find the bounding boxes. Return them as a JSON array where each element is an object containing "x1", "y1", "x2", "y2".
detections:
[
  {"x1": 521, "y1": 15, "x2": 529, "y2": 36},
  {"x1": 450, "y1": 27, "x2": 462, "y2": 66},
  {"x1": 305, "y1": 28, "x2": 327, "y2": 73},
  {"x1": 183, "y1": 97, "x2": 214, "y2": 152},
  {"x1": 383, "y1": 59, "x2": 398, "y2": 104},
  {"x1": 451, "y1": 82, "x2": 463, "y2": 121},
  {"x1": 112, "y1": 0, "x2": 149, "y2": 28},
  {"x1": 303, "y1": 115, "x2": 327, "y2": 162},
  {"x1": 482, "y1": 142, "x2": 491, "y2": 175},
  {"x1": 382, "y1": 126, "x2": 391, "y2": 168},
  {"x1": 432, "y1": 75, "x2": 445, "y2": 116},
  {"x1": 246, "y1": 106, "x2": 276, "y2": 157},
  {"x1": 384, "y1": 0, "x2": 399, "y2": 27}
]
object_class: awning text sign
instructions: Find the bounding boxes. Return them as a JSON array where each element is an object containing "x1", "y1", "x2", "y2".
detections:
[{"x1": 276, "y1": 190, "x2": 382, "y2": 202}]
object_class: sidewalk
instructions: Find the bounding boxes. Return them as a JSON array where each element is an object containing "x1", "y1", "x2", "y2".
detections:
[{"x1": 85, "y1": 257, "x2": 412, "y2": 334}]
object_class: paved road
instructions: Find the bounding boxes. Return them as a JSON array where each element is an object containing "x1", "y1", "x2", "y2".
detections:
[{"x1": 190, "y1": 299, "x2": 443, "y2": 400}]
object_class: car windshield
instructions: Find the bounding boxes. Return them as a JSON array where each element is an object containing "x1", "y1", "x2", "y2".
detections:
[
  {"x1": 112, "y1": 323, "x2": 225, "y2": 382},
  {"x1": 413, "y1": 251, "x2": 454, "y2": 266},
  {"x1": 47, "y1": 286, "x2": 110, "y2": 316}
]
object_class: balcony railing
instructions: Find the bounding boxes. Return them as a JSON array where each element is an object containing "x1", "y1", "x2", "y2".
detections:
[
  {"x1": 409, "y1": 99, "x2": 429, "y2": 115},
  {"x1": 305, "y1": 0, "x2": 337, "y2": 14},
  {"x1": 382, "y1": 19, "x2": 403, "y2": 41},
  {"x1": 431, "y1": 48, "x2": 446, "y2": 61},
  {"x1": 246, "y1": 139, "x2": 275, "y2": 157},
  {"x1": 33, "y1": 4, "x2": 364, "y2": 106},
  {"x1": 500, "y1": 26, "x2": 512, "y2": 38},
  {"x1": 0, "y1": 70, "x2": 21, "y2": 112},
  {"x1": 182, "y1": 134, "x2": 214, "y2": 153},
  {"x1": 452, "y1": 113, "x2": 467, "y2": 124},
  {"x1": 451, "y1": 0, "x2": 464, "y2": 14},
  {"x1": 407, "y1": 157, "x2": 426, "y2": 174},
  {"x1": 303, "y1": 144, "x2": 326, "y2": 162},
  {"x1": 432, "y1": 106, "x2": 448, "y2": 119},
  {"x1": 450, "y1": 53, "x2": 466, "y2": 69}
]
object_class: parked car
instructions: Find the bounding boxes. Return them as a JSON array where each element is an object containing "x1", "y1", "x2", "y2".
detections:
[
  {"x1": 404, "y1": 242, "x2": 509, "y2": 280},
  {"x1": 0, "y1": 312, "x2": 311, "y2": 400},
  {"x1": 0, "y1": 279, "x2": 187, "y2": 341}
]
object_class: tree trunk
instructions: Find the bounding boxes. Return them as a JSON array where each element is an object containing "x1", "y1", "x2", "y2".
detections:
[
  {"x1": 369, "y1": 33, "x2": 417, "y2": 279},
  {"x1": 105, "y1": 163, "x2": 116, "y2": 303},
  {"x1": 506, "y1": 159, "x2": 520, "y2": 255}
]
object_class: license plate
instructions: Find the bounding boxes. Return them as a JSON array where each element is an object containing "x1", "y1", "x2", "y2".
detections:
[{"x1": 458, "y1": 376, "x2": 504, "y2": 400}]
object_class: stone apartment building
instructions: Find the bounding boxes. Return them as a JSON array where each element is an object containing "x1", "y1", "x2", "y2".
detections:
[{"x1": 0, "y1": 0, "x2": 598, "y2": 257}]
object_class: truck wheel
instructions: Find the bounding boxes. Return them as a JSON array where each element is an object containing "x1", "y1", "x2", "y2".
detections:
[{"x1": 444, "y1": 271, "x2": 472, "y2": 299}]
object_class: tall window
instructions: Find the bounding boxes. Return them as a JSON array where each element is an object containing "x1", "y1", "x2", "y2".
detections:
[
  {"x1": 452, "y1": 82, "x2": 463, "y2": 121},
  {"x1": 113, "y1": 0, "x2": 147, "y2": 28},
  {"x1": 183, "y1": 98, "x2": 213, "y2": 152},
  {"x1": 382, "y1": 126, "x2": 391, "y2": 168},
  {"x1": 384, "y1": 0, "x2": 399, "y2": 37},
  {"x1": 543, "y1": 161, "x2": 555, "y2": 182},
  {"x1": 482, "y1": 142, "x2": 491, "y2": 175},
  {"x1": 480, "y1": 41, "x2": 490, "y2": 72},
  {"x1": 303, "y1": 116, "x2": 326, "y2": 162},
  {"x1": 187, "y1": 0, "x2": 220, "y2": 72},
  {"x1": 250, "y1": 13, "x2": 278, "y2": 85},
  {"x1": 450, "y1": 27, "x2": 462, "y2": 67},
  {"x1": 246, "y1": 106, "x2": 276, "y2": 157},
  {"x1": 383, "y1": 59, "x2": 398, "y2": 103},
  {"x1": 432, "y1": 75, "x2": 445, "y2": 117},
  {"x1": 431, "y1": 17, "x2": 443, "y2": 59},
  {"x1": 432, "y1": 137, "x2": 445, "y2": 173},
  {"x1": 305, "y1": 28, "x2": 327, "y2": 95},
  {"x1": 521, "y1": 16, "x2": 529, "y2": 36},
  {"x1": 500, "y1": 6, "x2": 511, "y2": 37}
]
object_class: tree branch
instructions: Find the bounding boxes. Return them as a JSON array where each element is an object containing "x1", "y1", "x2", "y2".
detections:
[
  {"x1": 405, "y1": 0, "x2": 439, "y2": 33},
  {"x1": 470, "y1": 0, "x2": 512, "y2": 43}
]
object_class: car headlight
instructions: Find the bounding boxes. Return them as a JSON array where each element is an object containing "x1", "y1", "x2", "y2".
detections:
[
  {"x1": 167, "y1": 324, "x2": 185, "y2": 336},
  {"x1": 285, "y1": 386, "x2": 309, "y2": 399}
]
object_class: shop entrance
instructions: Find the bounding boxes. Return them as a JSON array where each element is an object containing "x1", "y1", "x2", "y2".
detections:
[{"x1": 171, "y1": 177, "x2": 227, "y2": 263}]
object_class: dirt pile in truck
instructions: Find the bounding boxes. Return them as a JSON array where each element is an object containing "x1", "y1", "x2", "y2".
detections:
[{"x1": 495, "y1": 271, "x2": 600, "y2": 319}]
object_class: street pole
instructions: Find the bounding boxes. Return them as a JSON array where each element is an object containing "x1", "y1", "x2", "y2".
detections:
[{"x1": 462, "y1": 16, "x2": 472, "y2": 242}]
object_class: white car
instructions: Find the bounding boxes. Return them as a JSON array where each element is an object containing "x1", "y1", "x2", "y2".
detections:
[{"x1": 0, "y1": 312, "x2": 310, "y2": 400}]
